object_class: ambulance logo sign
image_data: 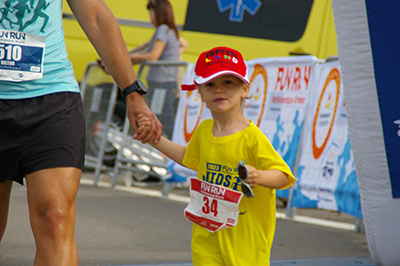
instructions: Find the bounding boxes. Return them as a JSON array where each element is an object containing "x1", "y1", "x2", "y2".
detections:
[{"x1": 217, "y1": 0, "x2": 262, "y2": 22}]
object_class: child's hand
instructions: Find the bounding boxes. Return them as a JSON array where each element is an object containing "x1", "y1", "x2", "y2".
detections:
[
  {"x1": 243, "y1": 164, "x2": 259, "y2": 188},
  {"x1": 136, "y1": 113, "x2": 151, "y2": 136},
  {"x1": 241, "y1": 164, "x2": 290, "y2": 189}
]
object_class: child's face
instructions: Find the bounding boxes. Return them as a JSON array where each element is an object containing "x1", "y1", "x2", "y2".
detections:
[{"x1": 198, "y1": 75, "x2": 249, "y2": 114}]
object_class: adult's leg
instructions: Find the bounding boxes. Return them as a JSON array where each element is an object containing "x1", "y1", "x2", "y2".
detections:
[
  {"x1": 0, "y1": 180, "x2": 13, "y2": 265},
  {"x1": 25, "y1": 167, "x2": 81, "y2": 266}
]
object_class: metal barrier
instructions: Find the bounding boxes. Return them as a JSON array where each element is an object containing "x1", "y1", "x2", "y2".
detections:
[
  {"x1": 138, "y1": 60, "x2": 191, "y2": 139},
  {"x1": 81, "y1": 60, "x2": 191, "y2": 189},
  {"x1": 80, "y1": 62, "x2": 119, "y2": 185},
  {"x1": 111, "y1": 60, "x2": 191, "y2": 188}
]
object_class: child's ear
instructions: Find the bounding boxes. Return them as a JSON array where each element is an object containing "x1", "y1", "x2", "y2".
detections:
[
  {"x1": 242, "y1": 83, "x2": 250, "y2": 98},
  {"x1": 198, "y1": 87, "x2": 205, "y2": 102}
]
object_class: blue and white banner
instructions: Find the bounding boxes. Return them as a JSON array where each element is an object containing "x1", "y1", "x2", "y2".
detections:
[
  {"x1": 245, "y1": 56, "x2": 318, "y2": 198},
  {"x1": 291, "y1": 60, "x2": 362, "y2": 218},
  {"x1": 168, "y1": 56, "x2": 362, "y2": 220},
  {"x1": 170, "y1": 57, "x2": 318, "y2": 187}
]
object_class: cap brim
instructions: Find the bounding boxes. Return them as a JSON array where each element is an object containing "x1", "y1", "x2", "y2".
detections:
[{"x1": 194, "y1": 70, "x2": 250, "y2": 86}]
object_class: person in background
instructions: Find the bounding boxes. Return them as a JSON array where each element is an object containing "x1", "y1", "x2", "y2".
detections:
[
  {"x1": 136, "y1": 46, "x2": 296, "y2": 266},
  {"x1": 0, "y1": 0, "x2": 162, "y2": 265},
  {"x1": 130, "y1": 0, "x2": 186, "y2": 139}
]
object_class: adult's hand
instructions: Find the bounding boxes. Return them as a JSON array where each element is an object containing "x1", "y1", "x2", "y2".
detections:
[
  {"x1": 96, "y1": 59, "x2": 110, "y2": 74},
  {"x1": 126, "y1": 92, "x2": 162, "y2": 144}
]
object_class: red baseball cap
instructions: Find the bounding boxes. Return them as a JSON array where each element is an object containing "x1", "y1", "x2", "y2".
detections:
[{"x1": 182, "y1": 46, "x2": 250, "y2": 91}]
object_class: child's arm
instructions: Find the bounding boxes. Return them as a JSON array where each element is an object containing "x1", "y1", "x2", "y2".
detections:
[
  {"x1": 244, "y1": 164, "x2": 289, "y2": 189},
  {"x1": 136, "y1": 114, "x2": 186, "y2": 165}
]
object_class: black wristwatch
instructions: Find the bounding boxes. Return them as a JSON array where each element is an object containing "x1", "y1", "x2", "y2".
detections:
[{"x1": 121, "y1": 80, "x2": 148, "y2": 99}]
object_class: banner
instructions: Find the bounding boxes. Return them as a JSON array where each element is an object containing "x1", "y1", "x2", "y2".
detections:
[
  {"x1": 245, "y1": 56, "x2": 318, "y2": 198},
  {"x1": 168, "y1": 56, "x2": 362, "y2": 220},
  {"x1": 170, "y1": 57, "x2": 319, "y2": 187},
  {"x1": 290, "y1": 60, "x2": 362, "y2": 218}
]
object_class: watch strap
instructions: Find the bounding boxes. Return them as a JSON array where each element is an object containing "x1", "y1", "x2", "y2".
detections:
[{"x1": 121, "y1": 80, "x2": 146, "y2": 99}]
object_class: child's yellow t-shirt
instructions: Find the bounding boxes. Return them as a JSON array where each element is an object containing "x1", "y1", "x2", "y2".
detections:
[{"x1": 183, "y1": 119, "x2": 296, "y2": 266}]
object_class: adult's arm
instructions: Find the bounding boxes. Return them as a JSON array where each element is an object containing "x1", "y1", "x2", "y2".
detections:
[{"x1": 67, "y1": 0, "x2": 162, "y2": 143}]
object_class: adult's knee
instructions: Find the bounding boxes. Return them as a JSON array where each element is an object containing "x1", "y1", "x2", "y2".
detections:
[{"x1": 31, "y1": 203, "x2": 75, "y2": 243}]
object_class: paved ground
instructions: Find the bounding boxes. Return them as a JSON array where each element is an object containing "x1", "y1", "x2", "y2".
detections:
[{"x1": 1, "y1": 171, "x2": 375, "y2": 266}]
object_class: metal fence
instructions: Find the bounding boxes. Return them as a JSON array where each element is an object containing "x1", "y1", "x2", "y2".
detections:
[{"x1": 81, "y1": 60, "x2": 191, "y2": 190}]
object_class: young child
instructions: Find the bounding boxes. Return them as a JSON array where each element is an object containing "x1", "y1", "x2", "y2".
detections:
[{"x1": 136, "y1": 46, "x2": 296, "y2": 266}]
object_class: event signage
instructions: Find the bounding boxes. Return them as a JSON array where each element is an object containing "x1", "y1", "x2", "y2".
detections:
[
  {"x1": 170, "y1": 57, "x2": 362, "y2": 219},
  {"x1": 245, "y1": 56, "x2": 318, "y2": 198},
  {"x1": 291, "y1": 61, "x2": 362, "y2": 218}
]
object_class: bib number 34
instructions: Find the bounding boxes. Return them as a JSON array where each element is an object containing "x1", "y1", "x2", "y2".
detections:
[{"x1": 202, "y1": 196, "x2": 218, "y2": 217}]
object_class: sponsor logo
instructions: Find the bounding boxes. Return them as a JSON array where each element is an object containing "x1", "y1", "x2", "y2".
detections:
[
  {"x1": 312, "y1": 68, "x2": 341, "y2": 159},
  {"x1": 246, "y1": 63, "x2": 268, "y2": 127},
  {"x1": 324, "y1": 94, "x2": 333, "y2": 108}
]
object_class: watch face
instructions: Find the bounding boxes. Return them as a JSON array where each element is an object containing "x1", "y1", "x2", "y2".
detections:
[{"x1": 137, "y1": 80, "x2": 148, "y2": 94}]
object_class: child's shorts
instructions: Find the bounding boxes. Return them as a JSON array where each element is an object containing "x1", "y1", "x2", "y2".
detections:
[{"x1": 0, "y1": 92, "x2": 86, "y2": 185}]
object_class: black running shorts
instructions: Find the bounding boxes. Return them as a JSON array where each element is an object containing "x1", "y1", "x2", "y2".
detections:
[{"x1": 0, "y1": 92, "x2": 86, "y2": 184}]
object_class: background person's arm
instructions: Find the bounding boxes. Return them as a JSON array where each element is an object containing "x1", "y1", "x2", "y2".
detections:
[
  {"x1": 128, "y1": 39, "x2": 151, "y2": 55},
  {"x1": 179, "y1": 36, "x2": 189, "y2": 55},
  {"x1": 130, "y1": 40, "x2": 166, "y2": 64},
  {"x1": 67, "y1": 0, "x2": 162, "y2": 143}
]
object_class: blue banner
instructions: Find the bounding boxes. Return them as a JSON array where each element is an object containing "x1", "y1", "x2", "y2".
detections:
[{"x1": 365, "y1": 0, "x2": 400, "y2": 198}]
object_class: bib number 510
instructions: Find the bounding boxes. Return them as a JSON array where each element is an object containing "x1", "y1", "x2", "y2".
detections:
[
  {"x1": 202, "y1": 196, "x2": 218, "y2": 217},
  {"x1": 0, "y1": 44, "x2": 22, "y2": 61}
]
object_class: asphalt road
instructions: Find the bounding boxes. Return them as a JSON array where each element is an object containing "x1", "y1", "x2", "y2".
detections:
[{"x1": 1, "y1": 172, "x2": 374, "y2": 266}]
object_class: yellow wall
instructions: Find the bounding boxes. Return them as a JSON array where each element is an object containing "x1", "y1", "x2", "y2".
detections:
[{"x1": 62, "y1": 0, "x2": 337, "y2": 82}]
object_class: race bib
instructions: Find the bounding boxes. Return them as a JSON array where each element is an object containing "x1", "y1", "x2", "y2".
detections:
[
  {"x1": 0, "y1": 30, "x2": 45, "y2": 82},
  {"x1": 184, "y1": 178, "x2": 243, "y2": 233}
]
